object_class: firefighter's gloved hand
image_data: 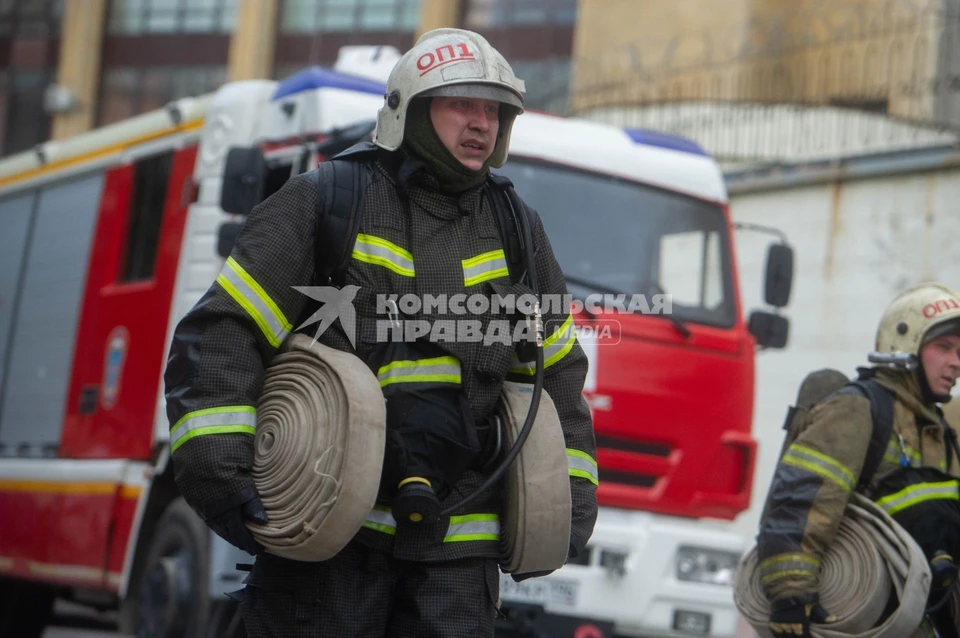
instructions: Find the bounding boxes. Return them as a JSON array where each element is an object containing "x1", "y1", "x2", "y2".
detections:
[
  {"x1": 511, "y1": 543, "x2": 578, "y2": 582},
  {"x1": 769, "y1": 594, "x2": 836, "y2": 638},
  {"x1": 204, "y1": 486, "x2": 269, "y2": 556}
]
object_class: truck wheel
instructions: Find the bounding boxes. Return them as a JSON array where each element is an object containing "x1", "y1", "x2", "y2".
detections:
[
  {"x1": 0, "y1": 578, "x2": 55, "y2": 638},
  {"x1": 137, "y1": 497, "x2": 210, "y2": 638}
]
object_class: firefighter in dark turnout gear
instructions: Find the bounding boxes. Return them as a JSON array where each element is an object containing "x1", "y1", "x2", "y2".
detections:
[
  {"x1": 757, "y1": 282, "x2": 960, "y2": 638},
  {"x1": 163, "y1": 28, "x2": 598, "y2": 638}
]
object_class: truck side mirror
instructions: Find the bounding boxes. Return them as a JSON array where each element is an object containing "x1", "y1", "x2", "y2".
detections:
[
  {"x1": 748, "y1": 310, "x2": 789, "y2": 349},
  {"x1": 217, "y1": 221, "x2": 245, "y2": 258},
  {"x1": 221, "y1": 147, "x2": 267, "y2": 216},
  {"x1": 764, "y1": 243, "x2": 794, "y2": 308}
]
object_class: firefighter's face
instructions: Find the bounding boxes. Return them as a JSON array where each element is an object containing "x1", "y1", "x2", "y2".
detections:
[
  {"x1": 429, "y1": 96, "x2": 500, "y2": 170},
  {"x1": 920, "y1": 333, "x2": 960, "y2": 395}
]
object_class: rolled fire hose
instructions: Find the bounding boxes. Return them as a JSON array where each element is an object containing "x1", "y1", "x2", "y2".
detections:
[
  {"x1": 247, "y1": 334, "x2": 387, "y2": 562},
  {"x1": 498, "y1": 381, "x2": 572, "y2": 575},
  {"x1": 735, "y1": 493, "x2": 931, "y2": 638}
]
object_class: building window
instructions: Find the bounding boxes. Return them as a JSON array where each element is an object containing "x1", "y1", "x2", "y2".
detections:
[
  {"x1": 107, "y1": 0, "x2": 237, "y2": 35},
  {"x1": 0, "y1": 0, "x2": 64, "y2": 37},
  {"x1": 279, "y1": 0, "x2": 421, "y2": 33},
  {"x1": 99, "y1": 66, "x2": 227, "y2": 125},
  {"x1": 464, "y1": 0, "x2": 577, "y2": 28},
  {"x1": 511, "y1": 57, "x2": 572, "y2": 113},
  {"x1": 4, "y1": 71, "x2": 53, "y2": 155},
  {"x1": 121, "y1": 151, "x2": 173, "y2": 282}
]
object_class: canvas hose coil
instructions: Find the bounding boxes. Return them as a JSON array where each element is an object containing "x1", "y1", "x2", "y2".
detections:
[
  {"x1": 247, "y1": 334, "x2": 386, "y2": 562},
  {"x1": 498, "y1": 381, "x2": 571, "y2": 574},
  {"x1": 735, "y1": 494, "x2": 932, "y2": 638}
]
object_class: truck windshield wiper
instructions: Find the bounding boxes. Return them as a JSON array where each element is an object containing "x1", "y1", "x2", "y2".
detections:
[{"x1": 562, "y1": 274, "x2": 692, "y2": 339}]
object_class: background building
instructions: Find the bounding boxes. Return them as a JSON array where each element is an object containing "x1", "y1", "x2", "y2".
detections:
[
  {"x1": 0, "y1": 0, "x2": 579, "y2": 158},
  {"x1": 7, "y1": 0, "x2": 960, "y2": 167},
  {"x1": 572, "y1": 0, "x2": 960, "y2": 165}
]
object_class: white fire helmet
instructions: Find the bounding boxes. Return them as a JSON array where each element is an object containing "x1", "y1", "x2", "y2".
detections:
[
  {"x1": 373, "y1": 28, "x2": 526, "y2": 168},
  {"x1": 873, "y1": 282, "x2": 960, "y2": 364}
]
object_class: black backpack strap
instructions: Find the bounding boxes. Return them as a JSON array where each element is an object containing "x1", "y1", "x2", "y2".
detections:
[
  {"x1": 314, "y1": 157, "x2": 372, "y2": 287},
  {"x1": 939, "y1": 411, "x2": 960, "y2": 475},
  {"x1": 837, "y1": 379, "x2": 896, "y2": 490},
  {"x1": 486, "y1": 172, "x2": 534, "y2": 285}
]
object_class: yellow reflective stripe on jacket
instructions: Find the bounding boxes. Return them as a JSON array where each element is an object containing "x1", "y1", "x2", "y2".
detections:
[
  {"x1": 377, "y1": 356, "x2": 461, "y2": 387},
  {"x1": 362, "y1": 505, "x2": 397, "y2": 535},
  {"x1": 876, "y1": 481, "x2": 960, "y2": 516},
  {"x1": 509, "y1": 314, "x2": 577, "y2": 375},
  {"x1": 352, "y1": 233, "x2": 415, "y2": 277},
  {"x1": 170, "y1": 406, "x2": 256, "y2": 453},
  {"x1": 216, "y1": 257, "x2": 292, "y2": 348},
  {"x1": 758, "y1": 553, "x2": 819, "y2": 584},
  {"x1": 463, "y1": 249, "x2": 509, "y2": 287},
  {"x1": 444, "y1": 513, "x2": 500, "y2": 542},
  {"x1": 782, "y1": 443, "x2": 856, "y2": 492},
  {"x1": 568, "y1": 448, "x2": 599, "y2": 485},
  {"x1": 883, "y1": 440, "x2": 921, "y2": 467},
  {"x1": 361, "y1": 508, "x2": 499, "y2": 542}
]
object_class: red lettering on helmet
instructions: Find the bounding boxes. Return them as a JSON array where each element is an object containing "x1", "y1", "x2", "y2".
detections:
[
  {"x1": 923, "y1": 298, "x2": 960, "y2": 318},
  {"x1": 417, "y1": 43, "x2": 477, "y2": 76},
  {"x1": 436, "y1": 44, "x2": 455, "y2": 61},
  {"x1": 417, "y1": 52, "x2": 436, "y2": 71}
]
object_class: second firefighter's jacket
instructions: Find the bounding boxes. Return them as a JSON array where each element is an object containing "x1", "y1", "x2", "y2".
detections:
[
  {"x1": 164, "y1": 149, "x2": 599, "y2": 562},
  {"x1": 757, "y1": 367, "x2": 960, "y2": 601}
]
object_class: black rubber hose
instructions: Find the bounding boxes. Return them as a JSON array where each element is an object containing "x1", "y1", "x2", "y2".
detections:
[{"x1": 440, "y1": 188, "x2": 543, "y2": 516}]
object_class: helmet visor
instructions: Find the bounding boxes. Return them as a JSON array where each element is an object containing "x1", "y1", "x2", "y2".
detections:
[{"x1": 419, "y1": 83, "x2": 523, "y2": 110}]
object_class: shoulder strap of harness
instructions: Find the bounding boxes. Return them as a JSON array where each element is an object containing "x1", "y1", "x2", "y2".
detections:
[
  {"x1": 939, "y1": 411, "x2": 960, "y2": 475},
  {"x1": 487, "y1": 171, "x2": 535, "y2": 285},
  {"x1": 314, "y1": 142, "x2": 377, "y2": 286},
  {"x1": 314, "y1": 149, "x2": 532, "y2": 288},
  {"x1": 836, "y1": 377, "x2": 896, "y2": 489}
]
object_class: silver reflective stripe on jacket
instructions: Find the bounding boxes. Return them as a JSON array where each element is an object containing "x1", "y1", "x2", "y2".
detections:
[
  {"x1": 170, "y1": 406, "x2": 256, "y2": 453},
  {"x1": 876, "y1": 481, "x2": 960, "y2": 516},
  {"x1": 463, "y1": 249, "x2": 509, "y2": 287},
  {"x1": 353, "y1": 233, "x2": 415, "y2": 277},
  {"x1": 362, "y1": 509, "x2": 500, "y2": 542},
  {"x1": 376, "y1": 356, "x2": 461, "y2": 387},
  {"x1": 567, "y1": 448, "x2": 599, "y2": 485},
  {"x1": 216, "y1": 257, "x2": 292, "y2": 348},
  {"x1": 782, "y1": 443, "x2": 856, "y2": 492}
]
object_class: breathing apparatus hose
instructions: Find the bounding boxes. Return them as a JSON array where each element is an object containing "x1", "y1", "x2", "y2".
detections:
[{"x1": 439, "y1": 187, "x2": 544, "y2": 517}]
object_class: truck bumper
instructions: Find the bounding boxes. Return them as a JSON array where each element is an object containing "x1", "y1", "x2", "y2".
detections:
[{"x1": 498, "y1": 509, "x2": 746, "y2": 638}]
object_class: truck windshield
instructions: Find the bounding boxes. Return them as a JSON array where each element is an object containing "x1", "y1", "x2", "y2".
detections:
[{"x1": 497, "y1": 159, "x2": 737, "y2": 328}]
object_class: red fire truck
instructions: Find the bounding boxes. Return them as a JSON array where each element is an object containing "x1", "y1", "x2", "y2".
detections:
[{"x1": 0, "y1": 49, "x2": 790, "y2": 638}]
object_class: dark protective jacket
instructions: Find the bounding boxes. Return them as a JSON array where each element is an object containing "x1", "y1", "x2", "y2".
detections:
[
  {"x1": 164, "y1": 149, "x2": 599, "y2": 563},
  {"x1": 757, "y1": 367, "x2": 960, "y2": 603}
]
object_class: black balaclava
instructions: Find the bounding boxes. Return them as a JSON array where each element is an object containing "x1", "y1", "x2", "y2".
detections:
[
  {"x1": 401, "y1": 97, "x2": 499, "y2": 195},
  {"x1": 916, "y1": 364, "x2": 951, "y2": 405}
]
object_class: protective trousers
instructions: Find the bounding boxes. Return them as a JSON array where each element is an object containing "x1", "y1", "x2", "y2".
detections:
[{"x1": 239, "y1": 539, "x2": 501, "y2": 637}]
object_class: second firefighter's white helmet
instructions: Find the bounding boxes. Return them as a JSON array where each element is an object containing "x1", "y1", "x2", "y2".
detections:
[
  {"x1": 373, "y1": 28, "x2": 526, "y2": 168},
  {"x1": 874, "y1": 282, "x2": 960, "y2": 362}
]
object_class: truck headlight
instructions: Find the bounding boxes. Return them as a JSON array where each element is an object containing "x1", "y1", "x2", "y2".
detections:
[{"x1": 675, "y1": 546, "x2": 739, "y2": 586}]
